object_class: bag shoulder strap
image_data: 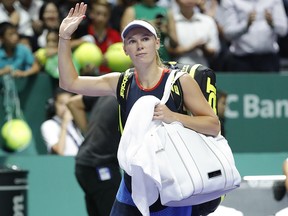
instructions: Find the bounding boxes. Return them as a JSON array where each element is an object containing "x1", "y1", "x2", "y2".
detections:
[
  {"x1": 116, "y1": 68, "x2": 134, "y2": 112},
  {"x1": 161, "y1": 69, "x2": 186, "y2": 104},
  {"x1": 116, "y1": 68, "x2": 134, "y2": 134},
  {"x1": 164, "y1": 61, "x2": 217, "y2": 114}
]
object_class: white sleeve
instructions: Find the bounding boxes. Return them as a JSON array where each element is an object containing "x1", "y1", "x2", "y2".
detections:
[
  {"x1": 206, "y1": 17, "x2": 221, "y2": 54},
  {"x1": 40, "y1": 120, "x2": 60, "y2": 153}
]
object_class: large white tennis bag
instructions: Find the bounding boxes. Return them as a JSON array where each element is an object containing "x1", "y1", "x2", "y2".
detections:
[{"x1": 152, "y1": 121, "x2": 241, "y2": 206}]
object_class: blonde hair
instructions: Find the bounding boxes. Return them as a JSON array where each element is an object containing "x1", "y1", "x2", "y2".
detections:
[
  {"x1": 149, "y1": 21, "x2": 165, "y2": 68},
  {"x1": 156, "y1": 49, "x2": 164, "y2": 67}
]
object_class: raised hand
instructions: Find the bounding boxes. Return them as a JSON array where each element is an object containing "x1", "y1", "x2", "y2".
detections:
[{"x1": 59, "y1": 2, "x2": 87, "y2": 40}]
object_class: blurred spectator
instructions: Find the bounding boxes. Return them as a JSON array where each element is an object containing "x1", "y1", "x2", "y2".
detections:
[
  {"x1": 14, "y1": 0, "x2": 43, "y2": 50},
  {"x1": 110, "y1": 0, "x2": 138, "y2": 32},
  {"x1": 0, "y1": 0, "x2": 20, "y2": 27},
  {"x1": 168, "y1": 0, "x2": 220, "y2": 67},
  {"x1": 217, "y1": 89, "x2": 227, "y2": 137},
  {"x1": 19, "y1": 34, "x2": 33, "y2": 51},
  {"x1": 35, "y1": 29, "x2": 58, "y2": 65},
  {"x1": 220, "y1": 0, "x2": 288, "y2": 72},
  {"x1": 283, "y1": 158, "x2": 288, "y2": 195},
  {"x1": 0, "y1": 21, "x2": 40, "y2": 78},
  {"x1": 34, "y1": 29, "x2": 80, "y2": 84},
  {"x1": 58, "y1": 0, "x2": 83, "y2": 19},
  {"x1": 197, "y1": 0, "x2": 220, "y2": 18},
  {"x1": 37, "y1": 1, "x2": 61, "y2": 48},
  {"x1": 157, "y1": 0, "x2": 173, "y2": 9},
  {"x1": 278, "y1": 0, "x2": 288, "y2": 71},
  {"x1": 195, "y1": 0, "x2": 232, "y2": 72},
  {"x1": 120, "y1": 0, "x2": 178, "y2": 61},
  {"x1": 68, "y1": 95, "x2": 121, "y2": 216},
  {"x1": 273, "y1": 158, "x2": 288, "y2": 201},
  {"x1": 73, "y1": 0, "x2": 122, "y2": 74},
  {"x1": 272, "y1": 158, "x2": 288, "y2": 216},
  {"x1": 41, "y1": 87, "x2": 83, "y2": 156}
]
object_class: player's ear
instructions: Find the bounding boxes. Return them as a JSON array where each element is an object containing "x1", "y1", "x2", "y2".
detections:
[{"x1": 156, "y1": 38, "x2": 160, "y2": 50}]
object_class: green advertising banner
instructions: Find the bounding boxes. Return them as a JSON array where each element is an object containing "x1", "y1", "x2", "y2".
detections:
[{"x1": 217, "y1": 73, "x2": 288, "y2": 153}]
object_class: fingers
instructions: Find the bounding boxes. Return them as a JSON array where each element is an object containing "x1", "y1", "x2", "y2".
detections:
[
  {"x1": 68, "y1": 2, "x2": 86, "y2": 18},
  {"x1": 74, "y1": 2, "x2": 87, "y2": 16},
  {"x1": 80, "y1": 3, "x2": 87, "y2": 15},
  {"x1": 67, "y1": 8, "x2": 74, "y2": 18},
  {"x1": 74, "y1": 3, "x2": 80, "y2": 15}
]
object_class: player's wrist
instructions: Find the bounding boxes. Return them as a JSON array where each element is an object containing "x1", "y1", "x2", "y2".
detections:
[{"x1": 59, "y1": 34, "x2": 71, "y2": 40}]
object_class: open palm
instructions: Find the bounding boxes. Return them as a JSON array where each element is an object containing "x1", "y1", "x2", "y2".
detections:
[{"x1": 59, "y1": 2, "x2": 87, "y2": 39}]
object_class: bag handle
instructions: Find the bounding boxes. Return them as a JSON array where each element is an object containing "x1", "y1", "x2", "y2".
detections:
[{"x1": 160, "y1": 70, "x2": 186, "y2": 105}]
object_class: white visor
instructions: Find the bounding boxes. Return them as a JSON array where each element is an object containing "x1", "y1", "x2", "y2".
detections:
[{"x1": 121, "y1": 20, "x2": 157, "y2": 41}]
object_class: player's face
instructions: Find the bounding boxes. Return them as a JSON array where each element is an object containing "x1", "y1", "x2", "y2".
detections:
[{"x1": 123, "y1": 27, "x2": 160, "y2": 64}]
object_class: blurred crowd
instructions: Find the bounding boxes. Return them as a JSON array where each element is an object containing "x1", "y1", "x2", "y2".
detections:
[
  {"x1": 1, "y1": 0, "x2": 288, "y2": 154},
  {"x1": 0, "y1": 0, "x2": 288, "y2": 80}
]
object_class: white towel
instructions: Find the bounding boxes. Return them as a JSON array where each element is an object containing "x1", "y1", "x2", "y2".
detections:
[{"x1": 117, "y1": 95, "x2": 163, "y2": 216}]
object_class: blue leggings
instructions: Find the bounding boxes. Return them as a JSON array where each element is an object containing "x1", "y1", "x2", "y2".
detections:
[{"x1": 110, "y1": 178, "x2": 192, "y2": 216}]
